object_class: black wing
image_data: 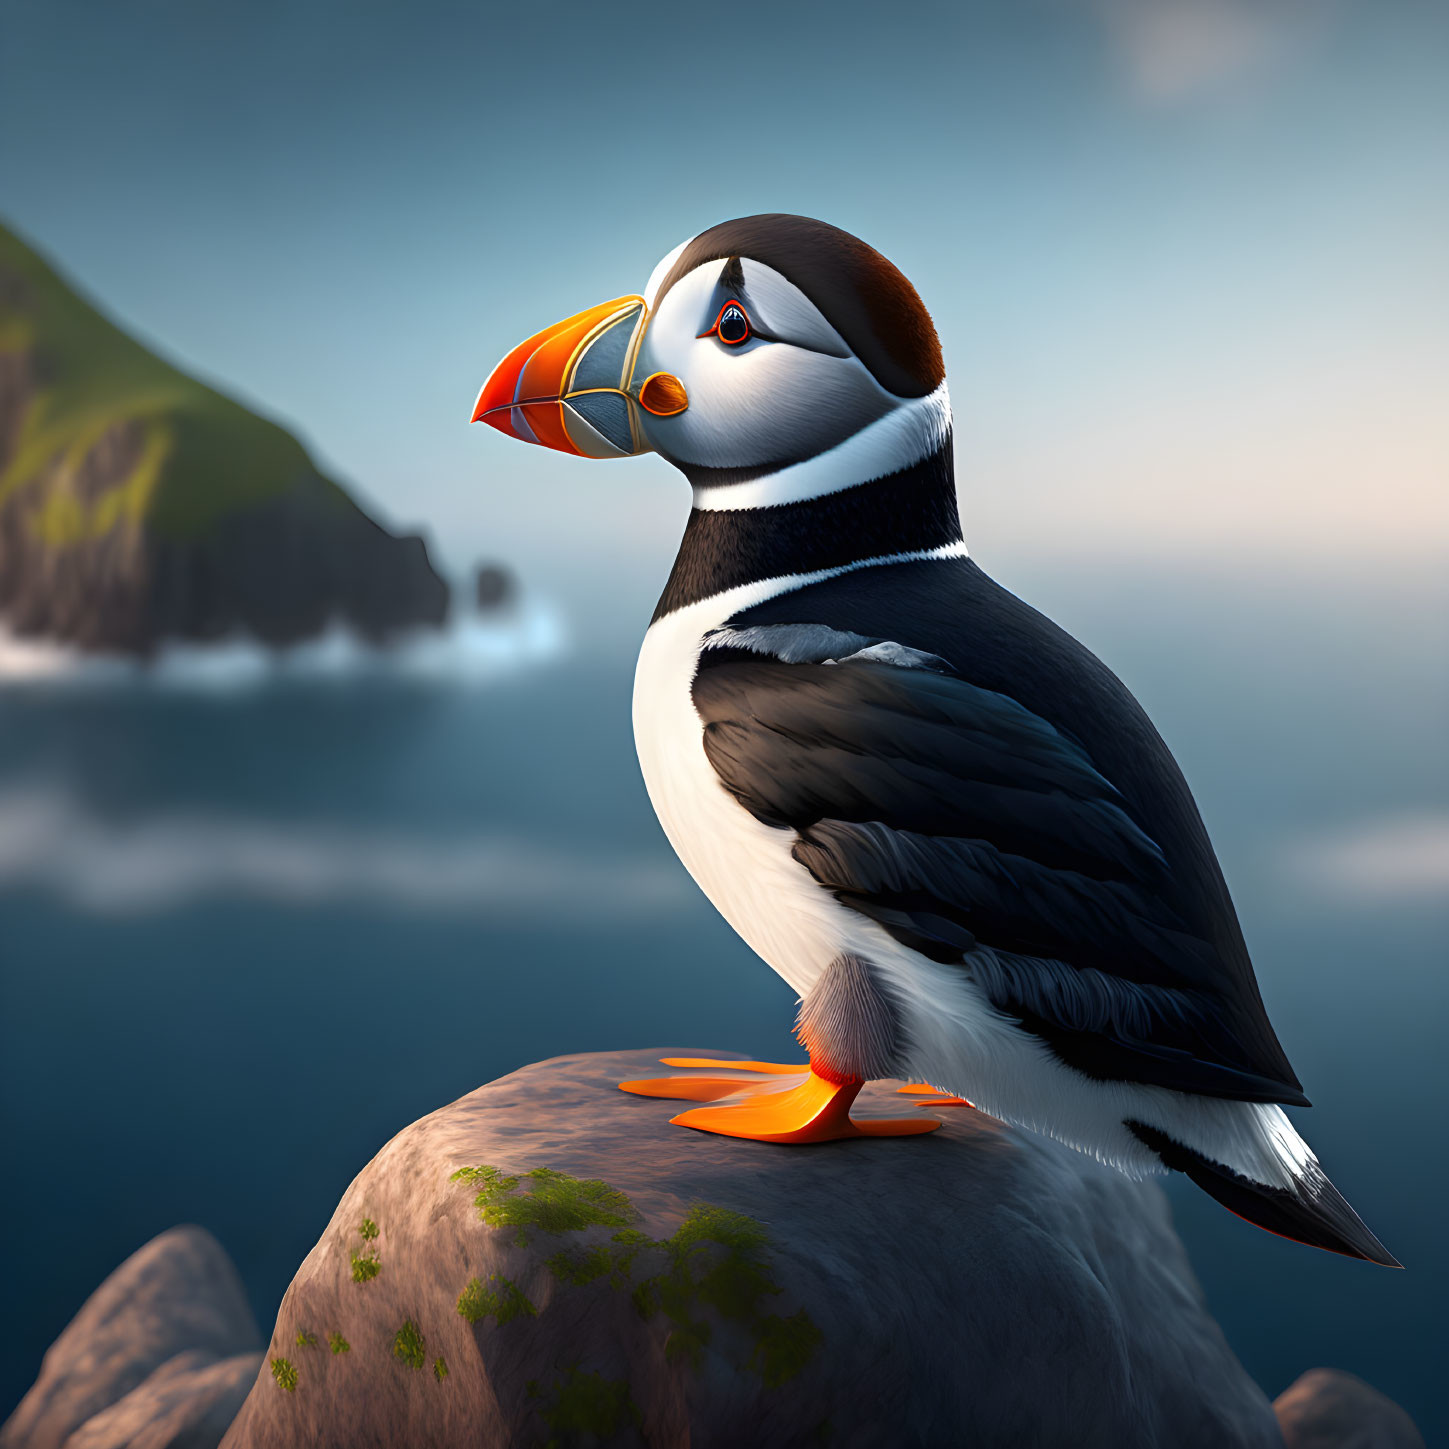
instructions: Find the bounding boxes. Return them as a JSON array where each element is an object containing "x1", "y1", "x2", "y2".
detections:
[{"x1": 694, "y1": 572, "x2": 1305, "y2": 1106}]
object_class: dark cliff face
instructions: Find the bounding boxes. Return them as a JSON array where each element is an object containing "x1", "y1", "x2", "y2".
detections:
[{"x1": 0, "y1": 223, "x2": 449, "y2": 656}]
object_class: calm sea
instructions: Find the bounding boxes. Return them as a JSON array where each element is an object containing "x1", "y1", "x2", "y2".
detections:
[{"x1": 1, "y1": 565, "x2": 1444, "y2": 1440}]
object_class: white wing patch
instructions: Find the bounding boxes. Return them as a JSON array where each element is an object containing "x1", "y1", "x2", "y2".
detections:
[
  {"x1": 703, "y1": 623, "x2": 951, "y2": 674},
  {"x1": 827, "y1": 640, "x2": 953, "y2": 672}
]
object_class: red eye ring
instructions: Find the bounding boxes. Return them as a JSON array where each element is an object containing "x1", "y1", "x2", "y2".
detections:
[{"x1": 699, "y1": 301, "x2": 752, "y2": 346}]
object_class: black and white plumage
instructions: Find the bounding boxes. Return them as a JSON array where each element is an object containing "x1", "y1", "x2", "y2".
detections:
[{"x1": 476, "y1": 213, "x2": 1397, "y2": 1265}]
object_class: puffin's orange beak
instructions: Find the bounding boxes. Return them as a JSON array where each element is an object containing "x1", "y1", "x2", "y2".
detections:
[{"x1": 471, "y1": 295, "x2": 686, "y2": 458}]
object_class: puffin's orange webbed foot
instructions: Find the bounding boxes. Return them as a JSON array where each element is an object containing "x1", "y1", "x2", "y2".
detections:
[
  {"x1": 617, "y1": 1057, "x2": 807, "y2": 1103},
  {"x1": 619, "y1": 1058, "x2": 940, "y2": 1143},
  {"x1": 897, "y1": 1083, "x2": 976, "y2": 1108}
]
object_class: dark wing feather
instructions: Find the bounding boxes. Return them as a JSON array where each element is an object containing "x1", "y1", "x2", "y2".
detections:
[
  {"x1": 698, "y1": 661, "x2": 1165, "y2": 880},
  {"x1": 693, "y1": 647, "x2": 1307, "y2": 1105}
]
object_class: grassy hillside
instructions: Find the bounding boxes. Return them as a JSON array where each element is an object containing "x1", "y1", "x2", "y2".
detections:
[{"x1": 0, "y1": 220, "x2": 351, "y2": 541}]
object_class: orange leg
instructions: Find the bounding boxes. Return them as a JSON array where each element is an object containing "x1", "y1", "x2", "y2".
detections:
[{"x1": 619, "y1": 1058, "x2": 940, "y2": 1143}]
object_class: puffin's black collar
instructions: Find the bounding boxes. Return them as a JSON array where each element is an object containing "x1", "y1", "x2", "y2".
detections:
[{"x1": 651, "y1": 439, "x2": 960, "y2": 622}]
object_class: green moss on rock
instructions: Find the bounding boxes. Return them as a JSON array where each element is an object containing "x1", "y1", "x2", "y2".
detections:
[
  {"x1": 446, "y1": 1162, "x2": 819, "y2": 1389},
  {"x1": 670, "y1": 1206, "x2": 775, "y2": 1322},
  {"x1": 392, "y1": 1320, "x2": 426, "y2": 1370},
  {"x1": 630, "y1": 1204, "x2": 821, "y2": 1386},
  {"x1": 450, "y1": 1164, "x2": 638, "y2": 1246},
  {"x1": 294, "y1": 1329, "x2": 318, "y2": 1349},
  {"x1": 328, "y1": 1332, "x2": 351, "y2": 1355},
  {"x1": 451, "y1": 1164, "x2": 518, "y2": 1192},
  {"x1": 527, "y1": 1367, "x2": 641, "y2": 1446},
  {"x1": 457, "y1": 1274, "x2": 536, "y2": 1326},
  {"x1": 433, "y1": 1356, "x2": 449, "y2": 1382},
  {"x1": 358, "y1": 1217, "x2": 379, "y2": 1241},
  {"x1": 270, "y1": 1357, "x2": 298, "y2": 1393},
  {"x1": 546, "y1": 1243, "x2": 612, "y2": 1287},
  {"x1": 350, "y1": 1251, "x2": 380, "y2": 1283},
  {"x1": 608, "y1": 1228, "x2": 652, "y2": 1280},
  {"x1": 753, "y1": 1308, "x2": 825, "y2": 1389}
]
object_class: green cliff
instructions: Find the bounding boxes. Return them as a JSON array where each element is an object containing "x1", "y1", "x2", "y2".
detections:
[{"x1": 0, "y1": 221, "x2": 448, "y2": 653}]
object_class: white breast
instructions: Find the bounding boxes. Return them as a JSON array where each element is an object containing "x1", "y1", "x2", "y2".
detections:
[
  {"x1": 630, "y1": 542, "x2": 972, "y2": 1004},
  {"x1": 632, "y1": 582, "x2": 849, "y2": 1002}
]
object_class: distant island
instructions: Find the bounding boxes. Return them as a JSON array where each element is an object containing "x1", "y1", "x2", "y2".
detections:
[{"x1": 0, "y1": 221, "x2": 448, "y2": 656}]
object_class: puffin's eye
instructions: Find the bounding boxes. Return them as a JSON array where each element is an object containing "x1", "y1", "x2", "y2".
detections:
[{"x1": 702, "y1": 301, "x2": 752, "y2": 347}]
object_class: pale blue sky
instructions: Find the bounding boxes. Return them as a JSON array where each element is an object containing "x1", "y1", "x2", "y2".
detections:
[{"x1": 2, "y1": 0, "x2": 1445, "y2": 617}]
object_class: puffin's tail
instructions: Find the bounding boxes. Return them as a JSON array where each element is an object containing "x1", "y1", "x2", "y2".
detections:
[{"x1": 1127, "y1": 1119, "x2": 1401, "y2": 1267}]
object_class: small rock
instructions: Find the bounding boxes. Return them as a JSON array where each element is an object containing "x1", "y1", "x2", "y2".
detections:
[
  {"x1": 61, "y1": 1350, "x2": 262, "y2": 1449},
  {"x1": 1275, "y1": 1368, "x2": 1425, "y2": 1449},
  {"x1": 473, "y1": 564, "x2": 515, "y2": 611},
  {"x1": 0, "y1": 1226, "x2": 260, "y2": 1449}
]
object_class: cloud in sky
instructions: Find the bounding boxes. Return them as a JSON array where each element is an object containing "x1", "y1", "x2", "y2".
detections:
[
  {"x1": 1090, "y1": 0, "x2": 1329, "y2": 102},
  {"x1": 1277, "y1": 812, "x2": 1449, "y2": 905},
  {"x1": 0, "y1": 786, "x2": 689, "y2": 918}
]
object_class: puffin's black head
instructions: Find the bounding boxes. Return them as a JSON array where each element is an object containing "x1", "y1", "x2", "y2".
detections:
[
  {"x1": 646, "y1": 213, "x2": 944, "y2": 398},
  {"x1": 472, "y1": 214, "x2": 950, "y2": 495}
]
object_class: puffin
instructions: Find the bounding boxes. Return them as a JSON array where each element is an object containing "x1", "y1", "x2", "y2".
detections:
[{"x1": 471, "y1": 213, "x2": 1397, "y2": 1265}]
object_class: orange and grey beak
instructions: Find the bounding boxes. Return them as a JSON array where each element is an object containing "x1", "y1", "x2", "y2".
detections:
[{"x1": 470, "y1": 295, "x2": 687, "y2": 458}]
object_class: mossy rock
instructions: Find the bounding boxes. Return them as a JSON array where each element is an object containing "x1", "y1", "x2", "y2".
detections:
[
  {"x1": 392, "y1": 1320, "x2": 427, "y2": 1371},
  {"x1": 450, "y1": 1165, "x2": 639, "y2": 1246},
  {"x1": 456, "y1": 1274, "x2": 536, "y2": 1327},
  {"x1": 216, "y1": 1049, "x2": 1288, "y2": 1449}
]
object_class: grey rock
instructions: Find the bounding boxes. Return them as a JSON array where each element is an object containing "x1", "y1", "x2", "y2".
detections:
[
  {"x1": 1, "y1": 1226, "x2": 260, "y2": 1449},
  {"x1": 61, "y1": 1351, "x2": 262, "y2": 1449},
  {"x1": 218, "y1": 1049, "x2": 1287, "y2": 1449},
  {"x1": 473, "y1": 563, "x2": 515, "y2": 610},
  {"x1": 1275, "y1": 1369, "x2": 1425, "y2": 1449}
]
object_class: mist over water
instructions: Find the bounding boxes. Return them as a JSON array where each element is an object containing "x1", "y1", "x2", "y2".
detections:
[
  {"x1": 0, "y1": 595, "x2": 566, "y2": 691},
  {"x1": 0, "y1": 564, "x2": 1444, "y2": 1437}
]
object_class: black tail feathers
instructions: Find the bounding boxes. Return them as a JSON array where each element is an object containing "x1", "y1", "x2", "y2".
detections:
[{"x1": 1126, "y1": 1120, "x2": 1401, "y2": 1268}]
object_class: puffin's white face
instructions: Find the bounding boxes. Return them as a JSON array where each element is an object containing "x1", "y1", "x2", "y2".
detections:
[
  {"x1": 629, "y1": 249, "x2": 898, "y2": 472},
  {"x1": 472, "y1": 214, "x2": 948, "y2": 494}
]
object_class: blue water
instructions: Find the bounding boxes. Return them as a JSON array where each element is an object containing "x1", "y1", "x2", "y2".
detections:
[{"x1": 1, "y1": 567, "x2": 1444, "y2": 1440}]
